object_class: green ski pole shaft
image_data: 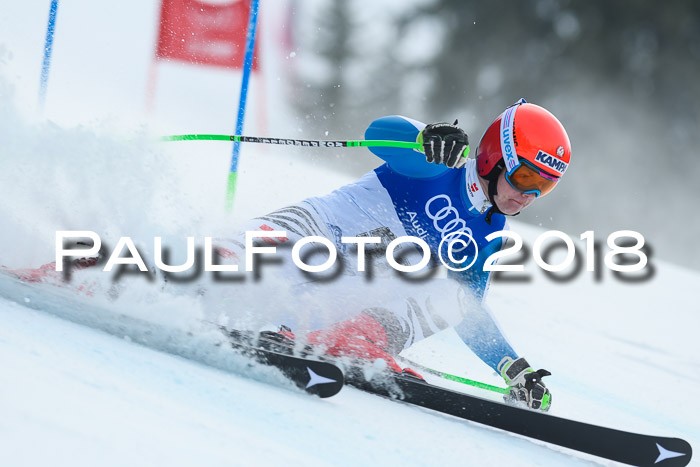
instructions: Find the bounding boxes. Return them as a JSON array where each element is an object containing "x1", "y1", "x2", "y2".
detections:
[
  {"x1": 160, "y1": 133, "x2": 424, "y2": 151},
  {"x1": 399, "y1": 358, "x2": 509, "y2": 395}
]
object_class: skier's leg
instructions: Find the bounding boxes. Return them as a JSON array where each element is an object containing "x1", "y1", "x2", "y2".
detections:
[
  {"x1": 205, "y1": 199, "x2": 478, "y2": 362},
  {"x1": 282, "y1": 276, "x2": 475, "y2": 376},
  {"x1": 201, "y1": 200, "x2": 347, "y2": 329}
]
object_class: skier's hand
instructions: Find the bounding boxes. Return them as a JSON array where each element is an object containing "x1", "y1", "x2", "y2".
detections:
[
  {"x1": 417, "y1": 120, "x2": 470, "y2": 169},
  {"x1": 499, "y1": 357, "x2": 552, "y2": 411}
]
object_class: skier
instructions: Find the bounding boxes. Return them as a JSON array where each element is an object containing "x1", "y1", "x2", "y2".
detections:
[
  {"x1": 8, "y1": 98, "x2": 570, "y2": 412},
  {"x1": 210, "y1": 98, "x2": 571, "y2": 411}
]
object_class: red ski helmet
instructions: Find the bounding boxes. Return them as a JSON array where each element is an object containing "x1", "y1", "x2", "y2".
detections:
[{"x1": 476, "y1": 99, "x2": 571, "y2": 197}]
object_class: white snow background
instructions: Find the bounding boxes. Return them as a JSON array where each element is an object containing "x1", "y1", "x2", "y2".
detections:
[{"x1": 0, "y1": 1, "x2": 699, "y2": 466}]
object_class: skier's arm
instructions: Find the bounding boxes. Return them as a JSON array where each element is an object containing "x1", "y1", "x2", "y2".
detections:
[
  {"x1": 450, "y1": 265, "x2": 520, "y2": 372},
  {"x1": 447, "y1": 222, "x2": 519, "y2": 372},
  {"x1": 450, "y1": 231, "x2": 552, "y2": 411},
  {"x1": 453, "y1": 300, "x2": 519, "y2": 372},
  {"x1": 452, "y1": 277, "x2": 553, "y2": 410},
  {"x1": 365, "y1": 116, "x2": 448, "y2": 178}
]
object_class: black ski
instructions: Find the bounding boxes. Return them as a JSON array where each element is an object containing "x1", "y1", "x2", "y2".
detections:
[
  {"x1": 346, "y1": 372, "x2": 692, "y2": 466},
  {"x1": 222, "y1": 327, "x2": 344, "y2": 399}
]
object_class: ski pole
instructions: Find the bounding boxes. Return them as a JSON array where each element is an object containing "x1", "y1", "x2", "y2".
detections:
[
  {"x1": 160, "y1": 133, "x2": 428, "y2": 151},
  {"x1": 399, "y1": 357, "x2": 509, "y2": 395}
]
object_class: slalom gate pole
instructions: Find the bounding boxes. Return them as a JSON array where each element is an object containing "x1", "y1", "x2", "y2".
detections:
[
  {"x1": 398, "y1": 357, "x2": 509, "y2": 395},
  {"x1": 226, "y1": 0, "x2": 260, "y2": 213},
  {"x1": 161, "y1": 134, "x2": 424, "y2": 151},
  {"x1": 38, "y1": 0, "x2": 59, "y2": 111}
]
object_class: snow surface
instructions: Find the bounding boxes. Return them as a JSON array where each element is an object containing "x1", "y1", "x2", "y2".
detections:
[
  {"x1": 0, "y1": 229, "x2": 698, "y2": 467},
  {"x1": 0, "y1": 273, "x2": 599, "y2": 467},
  {"x1": 0, "y1": 2, "x2": 698, "y2": 466}
]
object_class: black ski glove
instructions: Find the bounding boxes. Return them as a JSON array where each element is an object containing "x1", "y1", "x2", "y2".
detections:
[
  {"x1": 417, "y1": 120, "x2": 470, "y2": 169},
  {"x1": 499, "y1": 357, "x2": 552, "y2": 411}
]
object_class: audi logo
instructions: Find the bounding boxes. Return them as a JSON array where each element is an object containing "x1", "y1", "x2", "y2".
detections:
[{"x1": 425, "y1": 194, "x2": 473, "y2": 252}]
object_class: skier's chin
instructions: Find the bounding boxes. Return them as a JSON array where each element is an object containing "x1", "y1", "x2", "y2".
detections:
[{"x1": 498, "y1": 200, "x2": 524, "y2": 216}]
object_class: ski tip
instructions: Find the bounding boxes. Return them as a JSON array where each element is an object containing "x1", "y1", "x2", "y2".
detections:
[
  {"x1": 303, "y1": 363, "x2": 344, "y2": 398},
  {"x1": 651, "y1": 438, "x2": 692, "y2": 467}
]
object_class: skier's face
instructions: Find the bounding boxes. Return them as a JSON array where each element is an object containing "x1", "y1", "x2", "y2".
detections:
[{"x1": 495, "y1": 170, "x2": 537, "y2": 215}]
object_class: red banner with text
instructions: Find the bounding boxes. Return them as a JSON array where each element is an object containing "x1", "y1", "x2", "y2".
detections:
[{"x1": 156, "y1": 0, "x2": 259, "y2": 70}]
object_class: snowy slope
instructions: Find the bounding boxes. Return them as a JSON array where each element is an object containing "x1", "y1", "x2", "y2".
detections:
[
  {"x1": 0, "y1": 216, "x2": 698, "y2": 467},
  {"x1": 0, "y1": 103, "x2": 698, "y2": 466},
  {"x1": 1, "y1": 293, "x2": 598, "y2": 467},
  {"x1": 0, "y1": 58, "x2": 697, "y2": 467},
  {"x1": 0, "y1": 1, "x2": 698, "y2": 465}
]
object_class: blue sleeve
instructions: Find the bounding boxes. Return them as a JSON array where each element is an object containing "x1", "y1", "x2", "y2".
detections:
[
  {"x1": 364, "y1": 116, "x2": 447, "y2": 178},
  {"x1": 449, "y1": 214, "x2": 519, "y2": 372},
  {"x1": 454, "y1": 302, "x2": 519, "y2": 372}
]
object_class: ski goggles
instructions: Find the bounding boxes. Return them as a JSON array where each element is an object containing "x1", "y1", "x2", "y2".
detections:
[{"x1": 505, "y1": 158, "x2": 560, "y2": 197}]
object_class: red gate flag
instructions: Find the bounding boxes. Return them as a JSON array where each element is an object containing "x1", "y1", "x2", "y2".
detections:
[{"x1": 156, "y1": 0, "x2": 259, "y2": 70}]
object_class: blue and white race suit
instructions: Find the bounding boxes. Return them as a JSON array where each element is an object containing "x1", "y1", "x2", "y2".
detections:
[{"x1": 214, "y1": 116, "x2": 519, "y2": 372}]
